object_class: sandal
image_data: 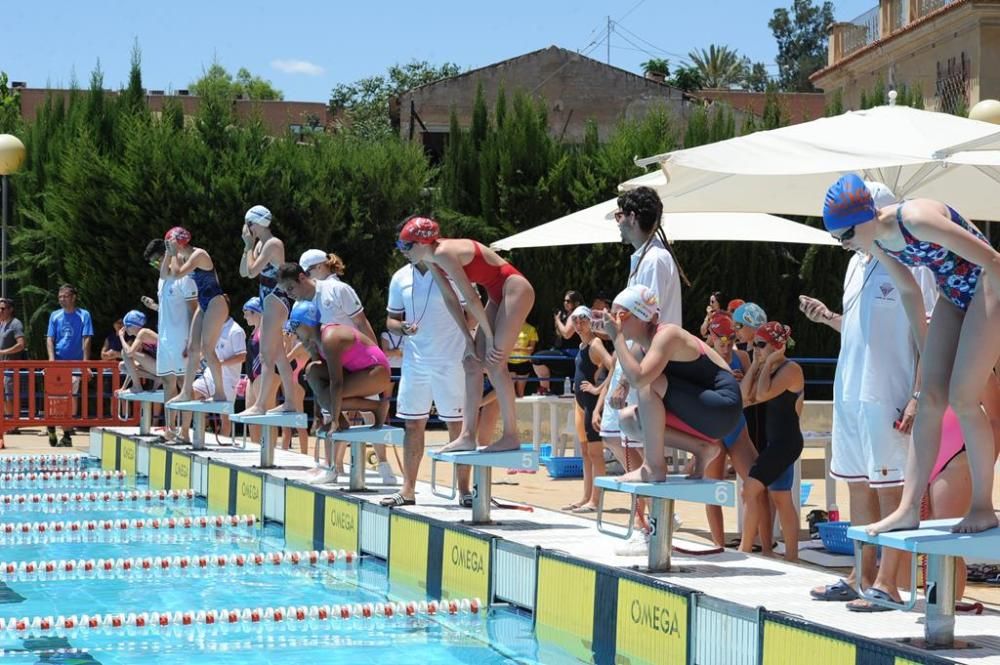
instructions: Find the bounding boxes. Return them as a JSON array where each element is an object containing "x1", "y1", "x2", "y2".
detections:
[
  {"x1": 809, "y1": 579, "x2": 860, "y2": 602},
  {"x1": 379, "y1": 493, "x2": 415, "y2": 508},
  {"x1": 459, "y1": 494, "x2": 474, "y2": 508},
  {"x1": 572, "y1": 505, "x2": 598, "y2": 514},
  {"x1": 847, "y1": 587, "x2": 898, "y2": 612}
]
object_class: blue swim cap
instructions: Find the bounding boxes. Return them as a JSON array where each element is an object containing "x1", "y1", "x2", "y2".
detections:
[
  {"x1": 242, "y1": 296, "x2": 263, "y2": 314},
  {"x1": 284, "y1": 301, "x2": 320, "y2": 333},
  {"x1": 123, "y1": 310, "x2": 146, "y2": 329},
  {"x1": 823, "y1": 174, "x2": 876, "y2": 232},
  {"x1": 733, "y1": 302, "x2": 766, "y2": 329}
]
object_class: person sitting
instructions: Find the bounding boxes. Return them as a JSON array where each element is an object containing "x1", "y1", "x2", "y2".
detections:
[
  {"x1": 509, "y1": 320, "x2": 539, "y2": 397},
  {"x1": 117, "y1": 310, "x2": 159, "y2": 393},
  {"x1": 532, "y1": 290, "x2": 583, "y2": 395}
]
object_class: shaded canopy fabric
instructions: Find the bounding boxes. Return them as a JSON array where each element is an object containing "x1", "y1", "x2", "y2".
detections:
[
  {"x1": 622, "y1": 105, "x2": 1000, "y2": 221},
  {"x1": 490, "y1": 198, "x2": 838, "y2": 250}
]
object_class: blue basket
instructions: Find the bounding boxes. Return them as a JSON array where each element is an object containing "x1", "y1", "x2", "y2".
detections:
[
  {"x1": 817, "y1": 521, "x2": 853, "y2": 555},
  {"x1": 521, "y1": 443, "x2": 553, "y2": 458},
  {"x1": 541, "y1": 456, "x2": 584, "y2": 479}
]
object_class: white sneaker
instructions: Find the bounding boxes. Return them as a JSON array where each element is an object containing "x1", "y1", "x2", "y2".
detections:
[
  {"x1": 614, "y1": 531, "x2": 650, "y2": 556},
  {"x1": 377, "y1": 462, "x2": 397, "y2": 485},
  {"x1": 674, "y1": 513, "x2": 683, "y2": 530},
  {"x1": 312, "y1": 468, "x2": 339, "y2": 484}
]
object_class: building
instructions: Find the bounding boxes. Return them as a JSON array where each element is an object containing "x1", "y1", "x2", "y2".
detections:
[
  {"x1": 813, "y1": 0, "x2": 1000, "y2": 112},
  {"x1": 693, "y1": 89, "x2": 827, "y2": 124},
  {"x1": 393, "y1": 45, "x2": 691, "y2": 155},
  {"x1": 12, "y1": 84, "x2": 337, "y2": 137}
]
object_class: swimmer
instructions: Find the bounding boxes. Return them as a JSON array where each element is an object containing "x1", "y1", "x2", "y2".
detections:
[{"x1": 117, "y1": 310, "x2": 158, "y2": 394}]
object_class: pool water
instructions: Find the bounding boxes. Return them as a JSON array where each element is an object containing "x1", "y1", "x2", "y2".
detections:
[{"x1": 0, "y1": 457, "x2": 572, "y2": 664}]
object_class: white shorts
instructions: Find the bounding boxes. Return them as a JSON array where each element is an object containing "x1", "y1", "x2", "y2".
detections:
[
  {"x1": 192, "y1": 371, "x2": 238, "y2": 404},
  {"x1": 598, "y1": 363, "x2": 642, "y2": 448},
  {"x1": 395, "y1": 360, "x2": 464, "y2": 421},
  {"x1": 156, "y1": 339, "x2": 186, "y2": 376},
  {"x1": 830, "y1": 400, "x2": 908, "y2": 486}
]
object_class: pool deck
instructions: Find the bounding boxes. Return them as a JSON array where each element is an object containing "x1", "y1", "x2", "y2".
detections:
[{"x1": 4, "y1": 428, "x2": 1000, "y2": 664}]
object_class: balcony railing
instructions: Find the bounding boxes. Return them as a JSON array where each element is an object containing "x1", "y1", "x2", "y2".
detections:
[
  {"x1": 842, "y1": 5, "x2": 880, "y2": 57},
  {"x1": 917, "y1": 0, "x2": 958, "y2": 19}
]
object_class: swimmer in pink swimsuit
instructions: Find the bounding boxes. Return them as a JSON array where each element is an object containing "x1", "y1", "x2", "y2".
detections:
[{"x1": 284, "y1": 301, "x2": 391, "y2": 433}]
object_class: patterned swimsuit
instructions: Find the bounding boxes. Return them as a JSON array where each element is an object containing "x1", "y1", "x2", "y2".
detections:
[{"x1": 875, "y1": 203, "x2": 986, "y2": 311}]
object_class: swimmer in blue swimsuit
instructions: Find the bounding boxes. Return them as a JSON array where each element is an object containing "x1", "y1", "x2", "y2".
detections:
[
  {"x1": 823, "y1": 174, "x2": 1000, "y2": 535},
  {"x1": 162, "y1": 226, "x2": 230, "y2": 404},
  {"x1": 238, "y1": 205, "x2": 298, "y2": 417}
]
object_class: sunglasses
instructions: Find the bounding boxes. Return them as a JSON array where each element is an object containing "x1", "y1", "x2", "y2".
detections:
[
  {"x1": 752, "y1": 340, "x2": 769, "y2": 349},
  {"x1": 831, "y1": 226, "x2": 856, "y2": 242},
  {"x1": 396, "y1": 239, "x2": 415, "y2": 252}
]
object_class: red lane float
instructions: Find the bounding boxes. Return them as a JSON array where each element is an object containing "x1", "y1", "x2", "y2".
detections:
[
  {"x1": 0, "y1": 597, "x2": 483, "y2": 634},
  {"x1": 0, "y1": 514, "x2": 257, "y2": 536},
  {"x1": 0, "y1": 489, "x2": 195, "y2": 507}
]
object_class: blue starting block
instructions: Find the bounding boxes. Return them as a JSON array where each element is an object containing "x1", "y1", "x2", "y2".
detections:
[
  {"x1": 318, "y1": 425, "x2": 405, "y2": 491},
  {"x1": 427, "y1": 448, "x2": 538, "y2": 523},
  {"x1": 849, "y1": 519, "x2": 1000, "y2": 649},
  {"x1": 117, "y1": 390, "x2": 164, "y2": 436},
  {"x1": 166, "y1": 400, "x2": 233, "y2": 450},
  {"x1": 595, "y1": 475, "x2": 736, "y2": 572},
  {"x1": 230, "y1": 412, "x2": 308, "y2": 468}
]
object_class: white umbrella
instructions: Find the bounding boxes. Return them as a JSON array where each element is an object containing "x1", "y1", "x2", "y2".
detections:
[
  {"x1": 621, "y1": 103, "x2": 1000, "y2": 221},
  {"x1": 490, "y1": 197, "x2": 838, "y2": 250}
]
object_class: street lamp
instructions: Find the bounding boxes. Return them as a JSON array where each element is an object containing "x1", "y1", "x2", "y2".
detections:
[{"x1": 0, "y1": 134, "x2": 26, "y2": 300}]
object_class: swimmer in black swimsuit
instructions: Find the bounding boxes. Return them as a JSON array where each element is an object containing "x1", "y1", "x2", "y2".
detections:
[
  {"x1": 601, "y1": 285, "x2": 742, "y2": 483},
  {"x1": 739, "y1": 321, "x2": 804, "y2": 562},
  {"x1": 238, "y1": 205, "x2": 298, "y2": 417}
]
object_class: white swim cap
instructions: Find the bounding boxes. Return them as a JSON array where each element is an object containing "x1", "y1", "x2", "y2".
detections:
[
  {"x1": 245, "y1": 205, "x2": 272, "y2": 227},
  {"x1": 570, "y1": 305, "x2": 592, "y2": 321},
  {"x1": 612, "y1": 285, "x2": 659, "y2": 322}
]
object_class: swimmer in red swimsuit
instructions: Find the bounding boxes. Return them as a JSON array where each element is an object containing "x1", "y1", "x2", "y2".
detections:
[{"x1": 396, "y1": 216, "x2": 535, "y2": 453}]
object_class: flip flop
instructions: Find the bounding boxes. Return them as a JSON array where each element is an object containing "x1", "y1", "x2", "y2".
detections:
[
  {"x1": 809, "y1": 579, "x2": 860, "y2": 602},
  {"x1": 571, "y1": 505, "x2": 598, "y2": 514},
  {"x1": 847, "y1": 587, "x2": 898, "y2": 612},
  {"x1": 562, "y1": 503, "x2": 583, "y2": 511},
  {"x1": 379, "y1": 493, "x2": 415, "y2": 508}
]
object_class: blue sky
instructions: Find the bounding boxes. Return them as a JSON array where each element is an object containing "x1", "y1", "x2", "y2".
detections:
[{"x1": 4, "y1": 0, "x2": 876, "y2": 102}]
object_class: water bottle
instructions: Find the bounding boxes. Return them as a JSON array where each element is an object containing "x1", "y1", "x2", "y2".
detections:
[
  {"x1": 562, "y1": 377, "x2": 572, "y2": 396},
  {"x1": 828, "y1": 503, "x2": 840, "y2": 522}
]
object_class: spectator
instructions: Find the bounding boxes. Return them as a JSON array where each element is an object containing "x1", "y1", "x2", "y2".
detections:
[
  {"x1": 100, "y1": 319, "x2": 125, "y2": 360},
  {"x1": 532, "y1": 290, "x2": 583, "y2": 394},
  {"x1": 509, "y1": 320, "x2": 538, "y2": 397},
  {"x1": 699, "y1": 291, "x2": 726, "y2": 338},
  {"x1": 45, "y1": 284, "x2": 93, "y2": 447},
  {"x1": 0, "y1": 298, "x2": 27, "y2": 419}
]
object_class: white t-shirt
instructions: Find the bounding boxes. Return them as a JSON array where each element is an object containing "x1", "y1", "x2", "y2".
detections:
[
  {"x1": 313, "y1": 277, "x2": 364, "y2": 328},
  {"x1": 835, "y1": 254, "x2": 937, "y2": 405},
  {"x1": 387, "y1": 264, "x2": 466, "y2": 365},
  {"x1": 380, "y1": 331, "x2": 404, "y2": 369},
  {"x1": 157, "y1": 276, "x2": 197, "y2": 348},
  {"x1": 205, "y1": 318, "x2": 248, "y2": 391},
  {"x1": 629, "y1": 237, "x2": 682, "y2": 325}
]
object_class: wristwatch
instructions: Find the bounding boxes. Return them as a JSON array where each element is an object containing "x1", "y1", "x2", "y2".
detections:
[{"x1": 911, "y1": 391, "x2": 921, "y2": 401}]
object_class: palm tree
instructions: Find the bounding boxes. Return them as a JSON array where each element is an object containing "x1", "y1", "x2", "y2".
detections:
[
  {"x1": 640, "y1": 58, "x2": 670, "y2": 79},
  {"x1": 687, "y1": 45, "x2": 746, "y2": 89}
]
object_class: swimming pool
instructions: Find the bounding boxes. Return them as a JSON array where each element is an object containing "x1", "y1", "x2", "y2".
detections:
[{"x1": 0, "y1": 456, "x2": 567, "y2": 664}]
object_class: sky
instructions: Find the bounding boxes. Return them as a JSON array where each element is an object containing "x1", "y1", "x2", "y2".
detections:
[{"x1": 4, "y1": 0, "x2": 878, "y2": 102}]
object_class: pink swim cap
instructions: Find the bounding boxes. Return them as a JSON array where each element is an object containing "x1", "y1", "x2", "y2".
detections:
[{"x1": 165, "y1": 227, "x2": 192, "y2": 246}]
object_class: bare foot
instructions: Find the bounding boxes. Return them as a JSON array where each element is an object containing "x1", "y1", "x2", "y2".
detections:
[
  {"x1": 440, "y1": 433, "x2": 477, "y2": 453},
  {"x1": 266, "y1": 403, "x2": 299, "y2": 415},
  {"x1": 619, "y1": 464, "x2": 667, "y2": 483},
  {"x1": 479, "y1": 433, "x2": 520, "y2": 453},
  {"x1": 167, "y1": 392, "x2": 193, "y2": 405},
  {"x1": 952, "y1": 508, "x2": 999, "y2": 534},
  {"x1": 865, "y1": 505, "x2": 921, "y2": 536},
  {"x1": 236, "y1": 406, "x2": 267, "y2": 417},
  {"x1": 686, "y1": 442, "x2": 722, "y2": 479}
]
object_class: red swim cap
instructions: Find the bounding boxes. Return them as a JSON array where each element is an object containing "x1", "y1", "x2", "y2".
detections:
[
  {"x1": 708, "y1": 312, "x2": 735, "y2": 340},
  {"x1": 164, "y1": 227, "x2": 192, "y2": 246},
  {"x1": 727, "y1": 299, "x2": 745, "y2": 313},
  {"x1": 757, "y1": 321, "x2": 792, "y2": 349},
  {"x1": 399, "y1": 217, "x2": 440, "y2": 244}
]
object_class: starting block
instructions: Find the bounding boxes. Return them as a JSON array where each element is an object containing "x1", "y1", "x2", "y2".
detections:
[
  {"x1": 116, "y1": 390, "x2": 164, "y2": 436},
  {"x1": 595, "y1": 476, "x2": 735, "y2": 572},
  {"x1": 319, "y1": 425, "x2": 404, "y2": 491},
  {"x1": 230, "y1": 412, "x2": 308, "y2": 468},
  {"x1": 427, "y1": 448, "x2": 538, "y2": 523},
  {"x1": 165, "y1": 400, "x2": 233, "y2": 450},
  {"x1": 849, "y1": 519, "x2": 1000, "y2": 649}
]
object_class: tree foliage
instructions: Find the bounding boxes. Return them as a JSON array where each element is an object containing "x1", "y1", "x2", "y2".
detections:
[
  {"x1": 669, "y1": 66, "x2": 704, "y2": 93},
  {"x1": 189, "y1": 62, "x2": 283, "y2": 101},
  {"x1": 769, "y1": 0, "x2": 835, "y2": 92},
  {"x1": 0, "y1": 72, "x2": 22, "y2": 133},
  {"x1": 329, "y1": 60, "x2": 461, "y2": 140},
  {"x1": 688, "y1": 45, "x2": 746, "y2": 89},
  {"x1": 640, "y1": 58, "x2": 670, "y2": 77}
]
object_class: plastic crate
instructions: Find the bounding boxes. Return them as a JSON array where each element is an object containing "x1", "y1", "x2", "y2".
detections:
[
  {"x1": 520, "y1": 443, "x2": 553, "y2": 458},
  {"x1": 541, "y1": 456, "x2": 583, "y2": 479},
  {"x1": 817, "y1": 521, "x2": 853, "y2": 555}
]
